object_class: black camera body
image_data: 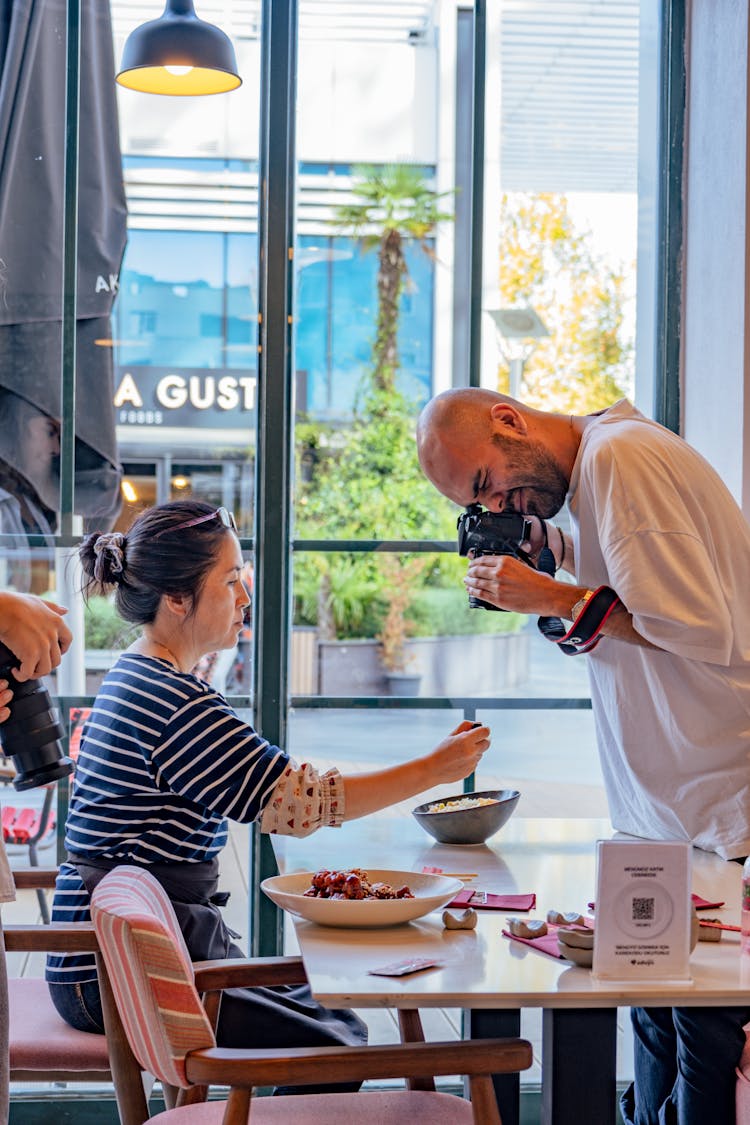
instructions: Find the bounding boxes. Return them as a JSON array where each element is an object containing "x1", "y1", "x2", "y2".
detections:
[
  {"x1": 457, "y1": 503, "x2": 533, "y2": 611},
  {"x1": 0, "y1": 641, "x2": 73, "y2": 791}
]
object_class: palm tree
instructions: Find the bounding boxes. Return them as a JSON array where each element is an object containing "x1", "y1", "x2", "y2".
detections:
[
  {"x1": 333, "y1": 164, "x2": 454, "y2": 394},
  {"x1": 326, "y1": 165, "x2": 455, "y2": 682}
]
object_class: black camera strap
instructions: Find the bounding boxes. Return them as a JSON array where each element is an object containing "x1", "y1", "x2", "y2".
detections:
[{"x1": 534, "y1": 530, "x2": 620, "y2": 655}]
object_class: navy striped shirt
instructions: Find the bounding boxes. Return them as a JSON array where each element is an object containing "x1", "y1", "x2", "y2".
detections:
[{"x1": 47, "y1": 653, "x2": 288, "y2": 984}]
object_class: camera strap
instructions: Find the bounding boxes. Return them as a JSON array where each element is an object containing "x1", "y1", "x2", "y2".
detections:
[
  {"x1": 537, "y1": 585, "x2": 621, "y2": 655},
  {"x1": 534, "y1": 531, "x2": 620, "y2": 655}
]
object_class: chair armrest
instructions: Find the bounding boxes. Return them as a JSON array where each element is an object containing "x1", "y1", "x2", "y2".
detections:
[
  {"x1": 3, "y1": 922, "x2": 98, "y2": 953},
  {"x1": 12, "y1": 868, "x2": 59, "y2": 891},
  {"x1": 193, "y1": 955, "x2": 307, "y2": 991},
  {"x1": 184, "y1": 1036, "x2": 533, "y2": 1088}
]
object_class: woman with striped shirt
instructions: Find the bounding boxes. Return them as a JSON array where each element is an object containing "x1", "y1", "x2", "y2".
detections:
[{"x1": 46, "y1": 500, "x2": 490, "y2": 1069}]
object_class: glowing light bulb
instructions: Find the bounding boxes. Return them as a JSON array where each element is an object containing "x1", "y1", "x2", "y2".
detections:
[{"x1": 164, "y1": 65, "x2": 193, "y2": 76}]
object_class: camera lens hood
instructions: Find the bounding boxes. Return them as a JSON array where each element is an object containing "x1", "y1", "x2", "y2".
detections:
[{"x1": 0, "y1": 641, "x2": 74, "y2": 790}]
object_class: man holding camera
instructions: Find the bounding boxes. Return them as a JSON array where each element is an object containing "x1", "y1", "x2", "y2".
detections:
[
  {"x1": 416, "y1": 387, "x2": 750, "y2": 1125},
  {"x1": 0, "y1": 590, "x2": 71, "y2": 1122},
  {"x1": 0, "y1": 591, "x2": 72, "y2": 721}
]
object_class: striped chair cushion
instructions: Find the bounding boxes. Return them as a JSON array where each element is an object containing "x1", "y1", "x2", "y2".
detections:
[{"x1": 91, "y1": 866, "x2": 215, "y2": 1089}]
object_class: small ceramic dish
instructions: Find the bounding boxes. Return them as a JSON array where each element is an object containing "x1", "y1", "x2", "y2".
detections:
[{"x1": 557, "y1": 925, "x2": 594, "y2": 966}]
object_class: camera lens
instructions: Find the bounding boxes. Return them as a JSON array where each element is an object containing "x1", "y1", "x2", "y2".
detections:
[{"x1": 0, "y1": 642, "x2": 73, "y2": 791}]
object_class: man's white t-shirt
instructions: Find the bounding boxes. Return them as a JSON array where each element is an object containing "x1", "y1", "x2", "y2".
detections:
[{"x1": 567, "y1": 399, "x2": 750, "y2": 858}]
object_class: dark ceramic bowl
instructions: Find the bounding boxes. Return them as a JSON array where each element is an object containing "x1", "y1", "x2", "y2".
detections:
[{"x1": 412, "y1": 788, "x2": 521, "y2": 846}]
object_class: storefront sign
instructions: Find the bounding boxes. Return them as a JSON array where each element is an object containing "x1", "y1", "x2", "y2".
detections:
[{"x1": 114, "y1": 366, "x2": 257, "y2": 428}]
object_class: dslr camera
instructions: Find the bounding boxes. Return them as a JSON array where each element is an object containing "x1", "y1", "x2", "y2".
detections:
[
  {"x1": 0, "y1": 641, "x2": 73, "y2": 791},
  {"x1": 457, "y1": 503, "x2": 533, "y2": 611}
]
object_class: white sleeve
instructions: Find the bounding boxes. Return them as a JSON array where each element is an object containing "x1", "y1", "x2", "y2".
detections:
[{"x1": 260, "y1": 760, "x2": 345, "y2": 837}]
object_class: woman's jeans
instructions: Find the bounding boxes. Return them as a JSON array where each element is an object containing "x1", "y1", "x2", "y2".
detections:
[
  {"x1": 49, "y1": 979, "x2": 104, "y2": 1034},
  {"x1": 51, "y1": 857, "x2": 367, "y2": 1095},
  {"x1": 48, "y1": 976, "x2": 366, "y2": 1096},
  {"x1": 620, "y1": 1005, "x2": 750, "y2": 1125}
]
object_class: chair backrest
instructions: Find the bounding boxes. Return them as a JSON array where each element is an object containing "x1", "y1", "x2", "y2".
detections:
[
  {"x1": 91, "y1": 865, "x2": 215, "y2": 1090},
  {"x1": 0, "y1": 864, "x2": 150, "y2": 1125}
]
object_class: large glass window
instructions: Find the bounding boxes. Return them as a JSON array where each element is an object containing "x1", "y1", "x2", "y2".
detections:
[
  {"x1": 290, "y1": 0, "x2": 656, "y2": 825},
  {"x1": 0, "y1": 0, "x2": 683, "y2": 1113},
  {"x1": 0, "y1": 0, "x2": 664, "y2": 895},
  {"x1": 487, "y1": 1, "x2": 644, "y2": 413},
  {"x1": 296, "y1": 232, "x2": 434, "y2": 416}
]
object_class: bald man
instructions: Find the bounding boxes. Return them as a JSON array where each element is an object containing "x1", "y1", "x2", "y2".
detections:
[{"x1": 417, "y1": 388, "x2": 750, "y2": 1125}]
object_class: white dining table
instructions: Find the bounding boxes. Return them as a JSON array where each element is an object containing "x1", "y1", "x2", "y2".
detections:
[{"x1": 270, "y1": 814, "x2": 746, "y2": 1125}]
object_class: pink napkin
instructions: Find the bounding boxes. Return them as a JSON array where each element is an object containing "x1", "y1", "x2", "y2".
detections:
[
  {"x1": 448, "y1": 888, "x2": 536, "y2": 911},
  {"x1": 502, "y1": 927, "x2": 565, "y2": 959},
  {"x1": 503, "y1": 919, "x2": 594, "y2": 961}
]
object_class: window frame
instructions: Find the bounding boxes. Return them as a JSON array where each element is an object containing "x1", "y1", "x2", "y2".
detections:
[{"x1": 41, "y1": 0, "x2": 684, "y2": 960}]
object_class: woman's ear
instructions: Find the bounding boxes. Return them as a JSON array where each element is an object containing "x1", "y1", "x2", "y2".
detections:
[
  {"x1": 162, "y1": 591, "x2": 192, "y2": 621},
  {"x1": 489, "y1": 401, "x2": 528, "y2": 435}
]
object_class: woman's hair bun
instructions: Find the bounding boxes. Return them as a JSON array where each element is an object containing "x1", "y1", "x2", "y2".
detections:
[{"x1": 89, "y1": 531, "x2": 127, "y2": 585}]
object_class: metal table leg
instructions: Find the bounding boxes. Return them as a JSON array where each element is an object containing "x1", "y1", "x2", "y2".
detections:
[
  {"x1": 541, "y1": 1007, "x2": 618, "y2": 1125},
  {"x1": 466, "y1": 1008, "x2": 522, "y2": 1125}
]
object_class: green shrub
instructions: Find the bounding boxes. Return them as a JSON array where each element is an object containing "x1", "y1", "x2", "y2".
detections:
[
  {"x1": 84, "y1": 596, "x2": 138, "y2": 650},
  {"x1": 409, "y1": 587, "x2": 526, "y2": 637}
]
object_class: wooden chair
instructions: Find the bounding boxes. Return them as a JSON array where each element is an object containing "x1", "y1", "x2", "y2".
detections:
[
  {"x1": 91, "y1": 864, "x2": 533, "y2": 1124},
  {"x1": 1, "y1": 866, "x2": 150, "y2": 1125},
  {"x1": 0, "y1": 762, "x2": 57, "y2": 921}
]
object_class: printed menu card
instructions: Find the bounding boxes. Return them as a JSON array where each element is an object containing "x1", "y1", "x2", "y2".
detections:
[{"x1": 592, "y1": 839, "x2": 692, "y2": 982}]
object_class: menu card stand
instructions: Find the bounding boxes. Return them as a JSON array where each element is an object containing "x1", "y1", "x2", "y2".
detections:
[{"x1": 592, "y1": 839, "x2": 692, "y2": 983}]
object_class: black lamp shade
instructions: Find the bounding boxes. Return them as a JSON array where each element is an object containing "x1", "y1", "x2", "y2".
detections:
[{"x1": 116, "y1": 0, "x2": 241, "y2": 96}]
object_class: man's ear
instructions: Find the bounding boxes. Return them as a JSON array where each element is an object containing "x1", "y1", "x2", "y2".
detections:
[{"x1": 489, "y1": 401, "x2": 528, "y2": 435}]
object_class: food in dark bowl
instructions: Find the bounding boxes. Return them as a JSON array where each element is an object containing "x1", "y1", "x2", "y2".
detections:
[{"x1": 412, "y1": 788, "x2": 520, "y2": 845}]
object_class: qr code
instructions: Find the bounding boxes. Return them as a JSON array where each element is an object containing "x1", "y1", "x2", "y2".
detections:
[{"x1": 632, "y1": 896, "x2": 655, "y2": 921}]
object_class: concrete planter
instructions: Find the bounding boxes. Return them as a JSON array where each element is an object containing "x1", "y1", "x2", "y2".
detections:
[
  {"x1": 318, "y1": 632, "x2": 529, "y2": 697},
  {"x1": 384, "y1": 671, "x2": 423, "y2": 697}
]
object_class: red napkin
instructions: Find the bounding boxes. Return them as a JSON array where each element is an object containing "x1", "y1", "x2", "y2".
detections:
[
  {"x1": 448, "y1": 888, "x2": 536, "y2": 911},
  {"x1": 502, "y1": 927, "x2": 565, "y2": 959},
  {"x1": 691, "y1": 893, "x2": 726, "y2": 910}
]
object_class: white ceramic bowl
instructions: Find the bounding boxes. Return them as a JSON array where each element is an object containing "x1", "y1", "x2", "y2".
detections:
[{"x1": 261, "y1": 868, "x2": 462, "y2": 928}]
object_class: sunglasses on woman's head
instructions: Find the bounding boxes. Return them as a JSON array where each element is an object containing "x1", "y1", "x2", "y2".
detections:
[{"x1": 152, "y1": 506, "x2": 239, "y2": 538}]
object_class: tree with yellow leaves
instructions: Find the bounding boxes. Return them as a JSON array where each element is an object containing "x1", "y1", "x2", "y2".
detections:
[{"x1": 498, "y1": 192, "x2": 633, "y2": 414}]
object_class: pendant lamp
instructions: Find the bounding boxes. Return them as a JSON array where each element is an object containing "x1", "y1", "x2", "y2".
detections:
[{"x1": 116, "y1": 0, "x2": 242, "y2": 96}]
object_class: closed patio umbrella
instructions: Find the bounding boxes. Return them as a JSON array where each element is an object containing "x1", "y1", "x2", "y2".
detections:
[{"x1": 0, "y1": 0, "x2": 127, "y2": 552}]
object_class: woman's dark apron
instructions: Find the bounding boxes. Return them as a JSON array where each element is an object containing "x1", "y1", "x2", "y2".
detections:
[{"x1": 71, "y1": 855, "x2": 367, "y2": 1056}]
